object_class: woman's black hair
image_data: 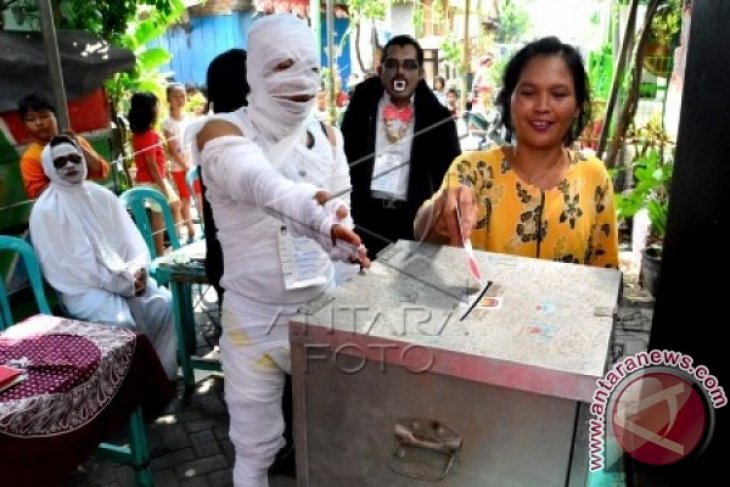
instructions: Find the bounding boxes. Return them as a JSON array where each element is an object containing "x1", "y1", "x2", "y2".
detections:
[
  {"x1": 199, "y1": 48, "x2": 250, "y2": 300},
  {"x1": 495, "y1": 36, "x2": 591, "y2": 146},
  {"x1": 206, "y1": 48, "x2": 249, "y2": 113},
  {"x1": 127, "y1": 92, "x2": 159, "y2": 134}
]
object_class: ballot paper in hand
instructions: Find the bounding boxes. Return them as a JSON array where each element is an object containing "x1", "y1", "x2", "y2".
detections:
[{"x1": 455, "y1": 205, "x2": 483, "y2": 285}]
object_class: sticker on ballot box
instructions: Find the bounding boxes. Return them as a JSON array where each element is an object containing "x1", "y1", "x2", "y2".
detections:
[
  {"x1": 523, "y1": 323, "x2": 557, "y2": 343},
  {"x1": 476, "y1": 296, "x2": 502, "y2": 309},
  {"x1": 277, "y1": 225, "x2": 328, "y2": 290}
]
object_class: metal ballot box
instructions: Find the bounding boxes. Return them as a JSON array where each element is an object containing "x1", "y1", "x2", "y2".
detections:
[{"x1": 290, "y1": 241, "x2": 622, "y2": 486}]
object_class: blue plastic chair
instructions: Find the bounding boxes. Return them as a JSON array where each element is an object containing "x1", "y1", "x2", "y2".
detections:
[
  {"x1": 0, "y1": 235, "x2": 153, "y2": 486},
  {"x1": 119, "y1": 186, "x2": 181, "y2": 260}
]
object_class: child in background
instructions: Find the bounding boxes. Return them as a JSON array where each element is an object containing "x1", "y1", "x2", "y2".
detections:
[
  {"x1": 162, "y1": 83, "x2": 198, "y2": 242},
  {"x1": 128, "y1": 91, "x2": 183, "y2": 256}
]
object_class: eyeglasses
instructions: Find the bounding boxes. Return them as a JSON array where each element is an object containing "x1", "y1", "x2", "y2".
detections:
[
  {"x1": 53, "y1": 154, "x2": 83, "y2": 169},
  {"x1": 382, "y1": 59, "x2": 420, "y2": 72}
]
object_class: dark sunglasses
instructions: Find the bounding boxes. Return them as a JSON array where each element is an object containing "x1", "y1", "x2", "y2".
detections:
[
  {"x1": 383, "y1": 59, "x2": 419, "y2": 71},
  {"x1": 53, "y1": 154, "x2": 83, "y2": 169}
]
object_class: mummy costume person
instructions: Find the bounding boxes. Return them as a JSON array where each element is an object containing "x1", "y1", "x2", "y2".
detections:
[{"x1": 188, "y1": 14, "x2": 368, "y2": 486}]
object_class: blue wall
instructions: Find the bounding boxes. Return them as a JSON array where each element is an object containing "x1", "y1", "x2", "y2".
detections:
[
  {"x1": 150, "y1": 12, "x2": 350, "y2": 89},
  {"x1": 150, "y1": 12, "x2": 254, "y2": 86},
  {"x1": 320, "y1": 16, "x2": 351, "y2": 90}
]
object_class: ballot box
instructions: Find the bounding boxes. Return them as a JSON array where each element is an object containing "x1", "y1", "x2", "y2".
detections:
[{"x1": 290, "y1": 241, "x2": 622, "y2": 486}]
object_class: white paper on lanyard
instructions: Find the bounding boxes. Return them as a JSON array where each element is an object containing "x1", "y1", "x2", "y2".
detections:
[
  {"x1": 277, "y1": 225, "x2": 329, "y2": 290},
  {"x1": 370, "y1": 149, "x2": 406, "y2": 198}
]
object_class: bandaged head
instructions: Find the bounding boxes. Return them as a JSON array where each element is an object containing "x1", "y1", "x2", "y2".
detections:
[
  {"x1": 41, "y1": 135, "x2": 87, "y2": 186},
  {"x1": 246, "y1": 14, "x2": 320, "y2": 142}
]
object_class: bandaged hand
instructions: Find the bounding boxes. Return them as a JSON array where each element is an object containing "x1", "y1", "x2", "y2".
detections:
[{"x1": 314, "y1": 191, "x2": 371, "y2": 269}]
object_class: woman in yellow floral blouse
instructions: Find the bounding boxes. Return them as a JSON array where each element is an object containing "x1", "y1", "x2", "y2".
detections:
[{"x1": 415, "y1": 37, "x2": 618, "y2": 268}]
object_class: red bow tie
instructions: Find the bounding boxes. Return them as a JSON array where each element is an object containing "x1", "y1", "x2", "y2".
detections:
[{"x1": 383, "y1": 104, "x2": 413, "y2": 123}]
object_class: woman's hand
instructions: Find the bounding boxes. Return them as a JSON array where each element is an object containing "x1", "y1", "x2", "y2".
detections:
[{"x1": 415, "y1": 185, "x2": 478, "y2": 246}]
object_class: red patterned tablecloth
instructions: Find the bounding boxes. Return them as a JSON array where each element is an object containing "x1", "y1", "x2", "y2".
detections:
[{"x1": 0, "y1": 315, "x2": 174, "y2": 484}]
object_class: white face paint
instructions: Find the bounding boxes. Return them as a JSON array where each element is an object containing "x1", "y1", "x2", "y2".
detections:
[{"x1": 52, "y1": 142, "x2": 86, "y2": 185}]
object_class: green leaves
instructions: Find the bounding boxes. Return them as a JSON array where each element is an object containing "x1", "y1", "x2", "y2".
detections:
[
  {"x1": 347, "y1": 0, "x2": 387, "y2": 20},
  {"x1": 615, "y1": 148, "x2": 673, "y2": 240},
  {"x1": 102, "y1": 0, "x2": 185, "y2": 117},
  {"x1": 496, "y1": 0, "x2": 531, "y2": 44},
  {"x1": 440, "y1": 35, "x2": 463, "y2": 74},
  {"x1": 138, "y1": 47, "x2": 171, "y2": 70}
]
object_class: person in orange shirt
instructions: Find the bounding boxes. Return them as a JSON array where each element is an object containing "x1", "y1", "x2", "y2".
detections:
[{"x1": 18, "y1": 93, "x2": 109, "y2": 199}]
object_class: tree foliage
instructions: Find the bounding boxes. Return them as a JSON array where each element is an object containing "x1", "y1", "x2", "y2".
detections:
[
  {"x1": 104, "y1": 0, "x2": 186, "y2": 115},
  {"x1": 346, "y1": 0, "x2": 388, "y2": 72},
  {"x1": 59, "y1": 0, "x2": 178, "y2": 43},
  {"x1": 1, "y1": 0, "x2": 179, "y2": 44},
  {"x1": 495, "y1": 0, "x2": 531, "y2": 44}
]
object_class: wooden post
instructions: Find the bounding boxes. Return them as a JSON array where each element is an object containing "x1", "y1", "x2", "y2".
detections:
[
  {"x1": 326, "y1": 0, "x2": 336, "y2": 125},
  {"x1": 461, "y1": 0, "x2": 471, "y2": 111},
  {"x1": 37, "y1": 0, "x2": 70, "y2": 130},
  {"x1": 310, "y1": 0, "x2": 321, "y2": 59},
  {"x1": 596, "y1": 0, "x2": 639, "y2": 159}
]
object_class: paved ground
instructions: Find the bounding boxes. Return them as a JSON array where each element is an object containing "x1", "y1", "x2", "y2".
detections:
[
  {"x1": 65, "y1": 286, "x2": 295, "y2": 487},
  {"x1": 65, "y1": 252, "x2": 653, "y2": 487}
]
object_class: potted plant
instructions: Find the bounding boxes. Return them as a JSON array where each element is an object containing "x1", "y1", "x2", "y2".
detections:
[
  {"x1": 644, "y1": 0, "x2": 682, "y2": 77},
  {"x1": 615, "y1": 146, "x2": 673, "y2": 296}
]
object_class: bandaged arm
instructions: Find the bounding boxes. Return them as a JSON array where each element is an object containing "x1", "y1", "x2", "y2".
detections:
[{"x1": 202, "y1": 135, "x2": 353, "y2": 257}]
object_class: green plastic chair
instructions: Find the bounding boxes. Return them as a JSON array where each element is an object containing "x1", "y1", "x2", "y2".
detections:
[
  {"x1": 0, "y1": 235, "x2": 154, "y2": 486},
  {"x1": 120, "y1": 187, "x2": 197, "y2": 370},
  {"x1": 0, "y1": 235, "x2": 51, "y2": 330},
  {"x1": 119, "y1": 186, "x2": 181, "y2": 260}
]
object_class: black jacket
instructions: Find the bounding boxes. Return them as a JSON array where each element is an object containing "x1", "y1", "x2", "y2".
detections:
[{"x1": 341, "y1": 77, "x2": 461, "y2": 256}]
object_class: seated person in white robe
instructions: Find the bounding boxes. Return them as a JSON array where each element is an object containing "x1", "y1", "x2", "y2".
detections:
[{"x1": 29, "y1": 135, "x2": 177, "y2": 380}]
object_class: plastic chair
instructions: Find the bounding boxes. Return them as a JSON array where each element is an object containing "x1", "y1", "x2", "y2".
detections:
[
  {"x1": 119, "y1": 186, "x2": 181, "y2": 260},
  {"x1": 0, "y1": 236, "x2": 153, "y2": 486},
  {"x1": 0, "y1": 235, "x2": 51, "y2": 330},
  {"x1": 120, "y1": 187, "x2": 200, "y2": 365},
  {"x1": 186, "y1": 166, "x2": 203, "y2": 232}
]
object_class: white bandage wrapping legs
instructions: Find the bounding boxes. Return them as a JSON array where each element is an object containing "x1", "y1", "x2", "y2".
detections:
[{"x1": 220, "y1": 305, "x2": 293, "y2": 487}]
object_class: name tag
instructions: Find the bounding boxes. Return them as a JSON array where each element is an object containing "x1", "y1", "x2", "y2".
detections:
[
  {"x1": 371, "y1": 150, "x2": 406, "y2": 198},
  {"x1": 277, "y1": 225, "x2": 328, "y2": 290}
]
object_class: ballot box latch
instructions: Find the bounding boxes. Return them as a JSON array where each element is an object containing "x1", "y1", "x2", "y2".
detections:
[{"x1": 389, "y1": 418, "x2": 462, "y2": 481}]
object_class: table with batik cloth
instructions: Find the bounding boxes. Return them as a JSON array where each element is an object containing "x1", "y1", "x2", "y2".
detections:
[{"x1": 0, "y1": 315, "x2": 174, "y2": 485}]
